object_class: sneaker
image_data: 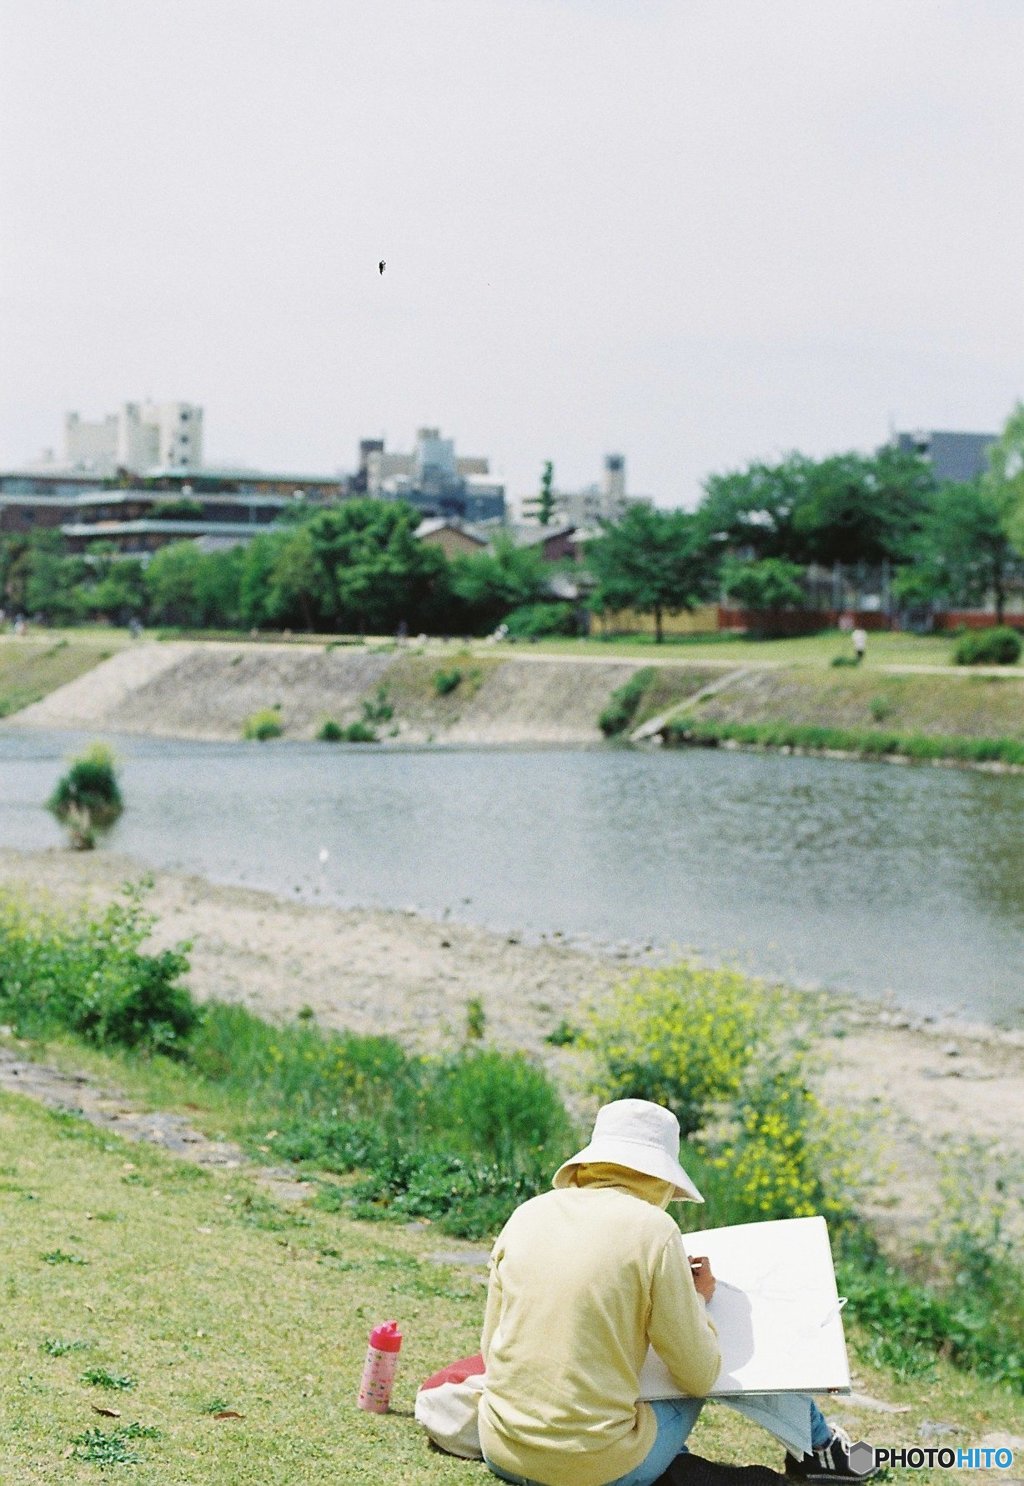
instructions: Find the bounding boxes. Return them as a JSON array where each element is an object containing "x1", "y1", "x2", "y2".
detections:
[{"x1": 785, "y1": 1427, "x2": 879, "y2": 1482}]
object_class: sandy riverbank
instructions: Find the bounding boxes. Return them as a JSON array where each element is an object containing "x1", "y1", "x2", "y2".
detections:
[{"x1": 2, "y1": 845, "x2": 1022, "y2": 1245}]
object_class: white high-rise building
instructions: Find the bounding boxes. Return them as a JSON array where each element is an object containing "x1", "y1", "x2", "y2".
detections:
[{"x1": 63, "y1": 401, "x2": 203, "y2": 474}]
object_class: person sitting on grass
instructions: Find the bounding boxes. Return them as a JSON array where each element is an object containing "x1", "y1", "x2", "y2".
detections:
[{"x1": 479, "y1": 1098, "x2": 876, "y2": 1486}]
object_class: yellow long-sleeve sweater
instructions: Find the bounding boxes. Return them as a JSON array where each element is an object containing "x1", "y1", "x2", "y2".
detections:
[{"x1": 478, "y1": 1181, "x2": 721, "y2": 1486}]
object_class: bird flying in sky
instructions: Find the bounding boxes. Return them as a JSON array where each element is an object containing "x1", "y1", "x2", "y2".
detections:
[{"x1": 379, "y1": 259, "x2": 386, "y2": 275}]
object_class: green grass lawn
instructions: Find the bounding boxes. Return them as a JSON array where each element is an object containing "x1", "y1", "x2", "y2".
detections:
[
  {"x1": 1, "y1": 1087, "x2": 1019, "y2": 1485},
  {"x1": 0, "y1": 634, "x2": 128, "y2": 718},
  {"x1": 517, "y1": 631, "x2": 971, "y2": 669}
]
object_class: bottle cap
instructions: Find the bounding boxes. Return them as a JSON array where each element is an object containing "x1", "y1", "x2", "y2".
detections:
[{"x1": 369, "y1": 1320, "x2": 402, "y2": 1352}]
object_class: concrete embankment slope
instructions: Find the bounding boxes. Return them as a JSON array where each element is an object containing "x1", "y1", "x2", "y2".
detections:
[
  {"x1": 9, "y1": 641, "x2": 700, "y2": 744},
  {"x1": 11, "y1": 639, "x2": 1024, "y2": 749}
]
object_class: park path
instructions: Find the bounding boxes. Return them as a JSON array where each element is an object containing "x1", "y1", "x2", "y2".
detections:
[{"x1": 0, "y1": 1044, "x2": 313, "y2": 1204}]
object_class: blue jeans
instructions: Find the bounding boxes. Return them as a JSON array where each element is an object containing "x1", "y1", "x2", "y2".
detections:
[{"x1": 484, "y1": 1397, "x2": 832, "y2": 1486}]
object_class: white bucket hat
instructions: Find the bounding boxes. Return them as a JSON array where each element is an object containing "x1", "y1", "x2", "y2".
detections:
[{"x1": 552, "y1": 1098, "x2": 704, "y2": 1203}]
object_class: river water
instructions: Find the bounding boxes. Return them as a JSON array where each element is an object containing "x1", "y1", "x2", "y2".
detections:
[{"x1": 1, "y1": 730, "x2": 1022, "y2": 1026}]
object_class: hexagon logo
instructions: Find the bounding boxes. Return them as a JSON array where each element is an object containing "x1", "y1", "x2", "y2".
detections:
[{"x1": 847, "y1": 1440, "x2": 876, "y2": 1476}]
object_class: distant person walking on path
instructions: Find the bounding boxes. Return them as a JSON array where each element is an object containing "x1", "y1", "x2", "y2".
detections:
[{"x1": 851, "y1": 628, "x2": 867, "y2": 664}]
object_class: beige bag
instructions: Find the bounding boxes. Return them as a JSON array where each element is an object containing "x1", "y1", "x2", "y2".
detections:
[{"x1": 413, "y1": 1353, "x2": 486, "y2": 1460}]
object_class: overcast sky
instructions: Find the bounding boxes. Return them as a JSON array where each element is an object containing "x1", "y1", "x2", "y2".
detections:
[{"x1": 1, "y1": 1, "x2": 1022, "y2": 506}]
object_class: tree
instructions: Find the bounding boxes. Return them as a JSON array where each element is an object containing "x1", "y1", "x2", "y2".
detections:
[
  {"x1": 696, "y1": 455, "x2": 812, "y2": 561},
  {"x1": 301, "y1": 500, "x2": 450, "y2": 634},
  {"x1": 0, "y1": 535, "x2": 28, "y2": 610},
  {"x1": 588, "y1": 503, "x2": 713, "y2": 643},
  {"x1": 449, "y1": 535, "x2": 548, "y2": 632},
  {"x1": 697, "y1": 447, "x2": 934, "y2": 569},
  {"x1": 266, "y1": 524, "x2": 328, "y2": 630},
  {"x1": 22, "y1": 532, "x2": 88, "y2": 623},
  {"x1": 238, "y1": 533, "x2": 285, "y2": 629},
  {"x1": 194, "y1": 546, "x2": 245, "y2": 628},
  {"x1": 143, "y1": 541, "x2": 208, "y2": 626},
  {"x1": 78, "y1": 548, "x2": 147, "y2": 622},
  {"x1": 905, "y1": 479, "x2": 1019, "y2": 623},
  {"x1": 721, "y1": 556, "x2": 806, "y2": 613},
  {"x1": 522, "y1": 460, "x2": 556, "y2": 526},
  {"x1": 790, "y1": 447, "x2": 934, "y2": 567},
  {"x1": 984, "y1": 402, "x2": 1024, "y2": 562}
]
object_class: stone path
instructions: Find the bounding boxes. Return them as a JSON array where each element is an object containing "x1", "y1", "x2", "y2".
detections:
[{"x1": 0, "y1": 1045, "x2": 313, "y2": 1204}]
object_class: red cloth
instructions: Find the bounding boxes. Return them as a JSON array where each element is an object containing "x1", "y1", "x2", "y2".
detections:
[{"x1": 419, "y1": 1353, "x2": 485, "y2": 1391}]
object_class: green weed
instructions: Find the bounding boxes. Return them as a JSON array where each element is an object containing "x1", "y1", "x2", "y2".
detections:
[
  {"x1": 81, "y1": 1366, "x2": 137, "y2": 1390},
  {"x1": 242, "y1": 707, "x2": 283, "y2": 740},
  {"x1": 361, "y1": 684, "x2": 394, "y2": 724},
  {"x1": 41, "y1": 1337, "x2": 91, "y2": 1356},
  {"x1": 41, "y1": 1249, "x2": 87, "y2": 1265},
  {"x1": 464, "y1": 996, "x2": 486, "y2": 1040},
  {"x1": 70, "y1": 1422, "x2": 160, "y2": 1465},
  {"x1": 598, "y1": 667, "x2": 656, "y2": 736}
]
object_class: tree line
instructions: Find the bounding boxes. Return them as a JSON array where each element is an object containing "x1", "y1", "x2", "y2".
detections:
[
  {"x1": 0, "y1": 501, "x2": 555, "y2": 636},
  {"x1": 589, "y1": 405, "x2": 1024, "y2": 638},
  {"x1": 3, "y1": 406, "x2": 1024, "y2": 639}
]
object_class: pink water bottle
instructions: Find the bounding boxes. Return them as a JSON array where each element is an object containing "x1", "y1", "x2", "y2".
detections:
[{"x1": 357, "y1": 1320, "x2": 402, "y2": 1412}]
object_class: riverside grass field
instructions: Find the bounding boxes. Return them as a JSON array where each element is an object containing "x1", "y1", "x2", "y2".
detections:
[{"x1": 0, "y1": 883, "x2": 1022, "y2": 1484}]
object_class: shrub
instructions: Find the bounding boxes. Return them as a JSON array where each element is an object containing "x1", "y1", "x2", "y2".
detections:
[
  {"x1": 361, "y1": 685, "x2": 394, "y2": 724},
  {"x1": 953, "y1": 627, "x2": 1022, "y2": 666},
  {"x1": 343, "y1": 1148, "x2": 546, "y2": 1240},
  {"x1": 433, "y1": 667, "x2": 462, "y2": 696},
  {"x1": 340, "y1": 720, "x2": 377, "y2": 743},
  {"x1": 598, "y1": 667, "x2": 656, "y2": 737},
  {"x1": 504, "y1": 602, "x2": 577, "y2": 639},
  {"x1": 581, "y1": 965, "x2": 799, "y2": 1135},
  {"x1": 429, "y1": 1047, "x2": 573, "y2": 1167},
  {"x1": 47, "y1": 743, "x2": 123, "y2": 848},
  {"x1": 700, "y1": 1066, "x2": 859, "y2": 1227},
  {"x1": 316, "y1": 719, "x2": 344, "y2": 741},
  {"x1": 0, "y1": 884, "x2": 198, "y2": 1057},
  {"x1": 242, "y1": 707, "x2": 283, "y2": 740}
]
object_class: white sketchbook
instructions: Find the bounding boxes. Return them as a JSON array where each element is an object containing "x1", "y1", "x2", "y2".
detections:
[{"x1": 639, "y1": 1216, "x2": 851, "y2": 1398}]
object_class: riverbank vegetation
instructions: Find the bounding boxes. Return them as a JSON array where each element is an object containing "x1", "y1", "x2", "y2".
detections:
[
  {"x1": 650, "y1": 663, "x2": 1024, "y2": 758},
  {"x1": 663, "y1": 719, "x2": 1024, "y2": 768},
  {"x1": 1, "y1": 884, "x2": 1021, "y2": 1403}
]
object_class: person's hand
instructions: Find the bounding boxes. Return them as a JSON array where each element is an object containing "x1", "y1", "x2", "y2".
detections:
[{"x1": 689, "y1": 1255, "x2": 715, "y2": 1302}]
